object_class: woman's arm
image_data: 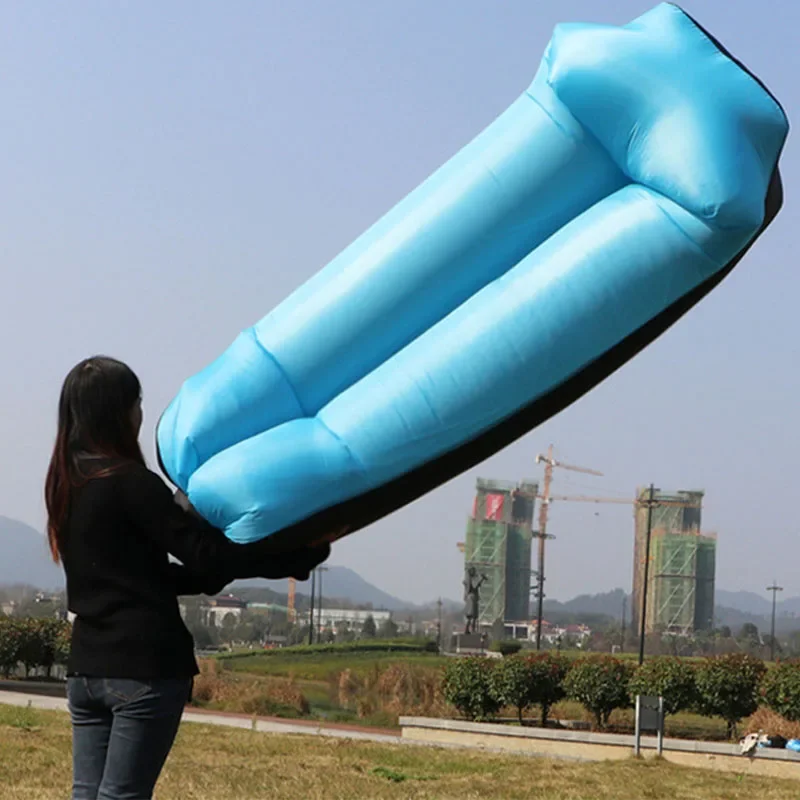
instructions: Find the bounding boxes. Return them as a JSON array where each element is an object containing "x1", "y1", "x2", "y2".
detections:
[
  {"x1": 118, "y1": 465, "x2": 332, "y2": 582},
  {"x1": 168, "y1": 562, "x2": 231, "y2": 597}
]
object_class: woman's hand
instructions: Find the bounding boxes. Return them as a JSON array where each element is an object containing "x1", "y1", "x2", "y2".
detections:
[{"x1": 273, "y1": 542, "x2": 332, "y2": 581}]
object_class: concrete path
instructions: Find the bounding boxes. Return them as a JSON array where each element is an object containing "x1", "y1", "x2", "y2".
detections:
[
  {"x1": 0, "y1": 687, "x2": 582, "y2": 760},
  {"x1": 0, "y1": 688, "x2": 400, "y2": 744}
]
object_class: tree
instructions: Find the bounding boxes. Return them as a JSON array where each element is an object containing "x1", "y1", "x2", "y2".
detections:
[
  {"x1": 192, "y1": 626, "x2": 215, "y2": 650},
  {"x1": 0, "y1": 618, "x2": 22, "y2": 677},
  {"x1": 563, "y1": 655, "x2": 633, "y2": 730},
  {"x1": 738, "y1": 623, "x2": 762, "y2": 654},
  {"x1": 335, "y1": 621, "x2": 355, "y2": 643},
  {"x1": 739, "y1": 623, "x2": 760, "y2": 642},
  {"x1": 628, "y1": 657, "x2": 696, "y2": 716},
  {"x1": 719, "y1": 626, "x2": 732, "y2": 640},
  {"x1": 694, "y1": 653, "x2": 767, "y2": 738},
  {"x1": 220, "y1": 612, "x2": 238, "y2": 643},
  {"x1": 361, "y1": 615, "x2": 377, "y2": 639},
  {"x1": 34, "y1": 619, "x2": 70, "y2": 678},
  {"x1": 441, "y1": 657, "x2": 500, "y2": 721},
  {"x1": 288, "y1": 625, "x2": 310, "y2": 645},
  {"x1": 762, "y1": 633, "x2": 783, "y2": 658},
  {"x1": 787, "y1": 631, "x2": 800, "y2": 658},
  {"x1": 491, "y1": 653, "x2": 569, "y2": 726},
  {"x1": 379, "y1": 617, "x2": 399, "y2": 639},
  {"x1": 527, "y1": 653, "x2": 570, "y2": 727},
  {"x1": 233, "y1": 621, "x2": 257, "y2": 643},
  {"x1": 761, "y1": 660, "x2": 800, "y2": 721},
  {"x1": 490, "y1": 656, "x2": 535, "y2": 724},
  {"x1": 17, "y1": 620, "x2": 45, "y2": 677}
]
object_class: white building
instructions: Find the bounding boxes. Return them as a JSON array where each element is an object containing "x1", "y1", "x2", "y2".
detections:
[
  {"x1": 198, "y1": 594, "x2": 248, "y2": 626},
  {"x1": 306, "y1": 608, "x2": 392, "y2": 633}
]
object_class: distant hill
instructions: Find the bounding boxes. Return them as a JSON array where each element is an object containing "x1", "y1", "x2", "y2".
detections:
[
  {"x1": 2, "y1": 514, "x2": 799, "y2": 627},
  {"x1": 546, "y1": 588, "x2": 628, "y2": 619},
  {"x1": 715, "y1": 590, "x2": 774, "y2": 617},
  {"x1": 0, "y1": 517, "x2": 64, "y2": 590},
  {"x1": 0, "y1": 515, "x2": 428, "y2": 610},
  {"x1": 234, "y1": 566, "x2": 413, "y2": 611}
]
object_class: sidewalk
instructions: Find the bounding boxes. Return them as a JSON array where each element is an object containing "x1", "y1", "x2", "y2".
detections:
[{"x1": 0, "y1": 687, "x2": 400, "y2": 744}]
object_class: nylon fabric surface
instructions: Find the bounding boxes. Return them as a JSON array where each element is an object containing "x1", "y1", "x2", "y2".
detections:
[{"x1": 156, "y1": 3, "x2": 788, "y2": 546}]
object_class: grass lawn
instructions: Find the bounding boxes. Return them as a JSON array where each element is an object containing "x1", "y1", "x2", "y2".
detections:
[
  {"x1": 220, "y1": 649, "x2": 449, "y2": 681},
  {"x1": 2, "y1": 703, "x2": 799, "y2": 800}
]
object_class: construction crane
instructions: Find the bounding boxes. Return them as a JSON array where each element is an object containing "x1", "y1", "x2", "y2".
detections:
[
  {"x1": 533, "y1": 446, "x2": 603, "y2": 650},
  {"x1": 533, "y1": 484, "x2": 702, "y2": 663},
  {"x1": 287, "y1": 577, "x2": 296, "y2": 623},
  {"x1": 544, "y1": 494, "x2": 700, "y2": 508},
  {"x1": 455, "y1": 453, "x2": 702, "y2": 657}
]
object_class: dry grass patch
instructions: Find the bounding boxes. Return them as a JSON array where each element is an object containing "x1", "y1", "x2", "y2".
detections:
[
  {"x1": 2, "y1": 703, "x2": 800, "y2": 799},
  {"x1": 192, "y1": 658, "x2": 309, "y2": 717}
]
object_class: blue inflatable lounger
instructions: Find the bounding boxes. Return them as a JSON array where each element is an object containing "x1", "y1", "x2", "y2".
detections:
[{"x1": 157, "y1": 3, "x2": 788, "y2": 551}]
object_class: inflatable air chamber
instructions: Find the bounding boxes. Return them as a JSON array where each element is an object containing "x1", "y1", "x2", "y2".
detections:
[{"x1": 157, "y1": 3, "x2": 788, "y2": 551}]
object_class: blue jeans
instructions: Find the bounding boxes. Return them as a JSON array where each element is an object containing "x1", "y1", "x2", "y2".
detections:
[{"x1": 67, "y1": 677, "x2": 192, "y2": 800}]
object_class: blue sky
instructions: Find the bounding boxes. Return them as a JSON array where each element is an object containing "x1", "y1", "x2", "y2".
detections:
[{"x1": 0, "y1": 1, "x2": 796, "y2": 604}]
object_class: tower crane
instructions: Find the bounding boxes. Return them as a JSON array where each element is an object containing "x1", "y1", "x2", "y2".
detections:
[
  {"x1": 287, "y1": 577, "x2": 297, "y2": 623},
  {"x1": 533, "y1": 446, "x2": 603, "y2": 650},
  {"x1": 455, "y1": 447, "x2": 701, "y2": 660},
  {"x1": 529, "y1": 482, "x2": 701, "y2": 661}
]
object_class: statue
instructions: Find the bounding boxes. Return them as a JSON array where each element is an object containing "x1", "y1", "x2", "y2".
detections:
[{"x1": 463, "y1": 566, "x2": 487, "y2": 635}]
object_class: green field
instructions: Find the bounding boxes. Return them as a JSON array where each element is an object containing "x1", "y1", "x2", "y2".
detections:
[
  {"x1": 220, "y1": 647, "x2": 449, "y2": 681},
  {"x1": 1, "y1": 703, "x2": 797, "y2": 800}
]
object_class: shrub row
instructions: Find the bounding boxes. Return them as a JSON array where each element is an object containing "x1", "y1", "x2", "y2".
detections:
[
  {"x1": 442, "y1": 653, "x2": 798, "y2": 736},
  {"x1": 0, "y1": 617, "x2": 71, "y2": 678}
]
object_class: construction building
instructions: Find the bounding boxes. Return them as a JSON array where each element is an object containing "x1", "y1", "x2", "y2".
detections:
[
  {"x1": 631, "y1": 488, "x2": 716, "y2": 636},
  {"x1": 462, "y1": 478, "x2": 538, "y2": 629}
]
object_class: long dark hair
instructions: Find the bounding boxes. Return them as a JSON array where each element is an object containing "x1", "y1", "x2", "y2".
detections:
[{"x1": 45, "y1": 356, "x2": 146, "y2": 563}]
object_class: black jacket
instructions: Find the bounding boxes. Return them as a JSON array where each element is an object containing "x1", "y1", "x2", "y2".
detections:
[{"x1": 61, "y1": 460, "x2": 323, "y2": 678}]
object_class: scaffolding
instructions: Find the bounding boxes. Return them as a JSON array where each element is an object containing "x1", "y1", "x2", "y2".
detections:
[
  {"x1": 463, "y1": 478, "x2": 537, "y2": 627},
  {"x1": 632, "y1": 489, "x2": 716, "y2": 635}
]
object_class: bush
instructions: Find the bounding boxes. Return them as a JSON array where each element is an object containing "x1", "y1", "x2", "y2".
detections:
[
  {"x1": 490, "y1": 656, "x2": 534, "y2": 724},
  {"x1": 694, "y1": 653, "x2": 767, "y2": 738},
  {"x1": 491, "y1": 653, "x2": 569, "y2": 726},
  {"x1": 563, "y1": 655, "x2": 633, "y2": 729},
  {"x1": 441, "y1": 657, "x2": 500, "y2": 721},
  {"x1": 490, "y1": 640, "x2": 522, "y2": 657},
  {"x1": 526, "y1": 653, "x2": 570, "y2": 727},
  {"x1": 761, "y1": 660, "x2": 800, "y2": 722},
  {"x1": 629, "y1": 657, "x2": 697, "y2": 716},
  {"x1": 0, "y1": 617, "x2": 71, "y2": 678},
  {"x1": 0, "y1": 618, "x2": 22, "y2": 677}
]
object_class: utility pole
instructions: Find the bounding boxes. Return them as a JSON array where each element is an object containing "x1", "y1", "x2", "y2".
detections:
[
  {"x1": 638, "y1": 484, "x2": 656, "y2": 666},
  {"x1": 534, "y1": 446, "x2": 554, "y2": 651},
  {"x1": 436, "y1": 597, "x2": 443, "y2": 651},
  {"x1": 308, "y1": 569, "x2": 316, "y2": 646},
  {"x1": 621, "y1": 595, "x2": 627, "y2": 653},
  {"x1": 534, "y1": 446, "x2": 602, "y2": 650},
  {"x1": 767, "y1": 581, "x2": 783, "y2": 662},
  {"x1": 317, "y1": 566, "x2": 328, "y2": 643}
]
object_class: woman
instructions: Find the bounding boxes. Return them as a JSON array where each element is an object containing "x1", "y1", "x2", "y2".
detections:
[{"x1": 45, "y1": 356, "x2": 334, "y2": 800}]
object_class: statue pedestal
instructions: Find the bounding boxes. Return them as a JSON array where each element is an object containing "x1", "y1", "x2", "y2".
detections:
[{"x1": 455, "y1": 633, "x2": 485, "y2": 653}]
